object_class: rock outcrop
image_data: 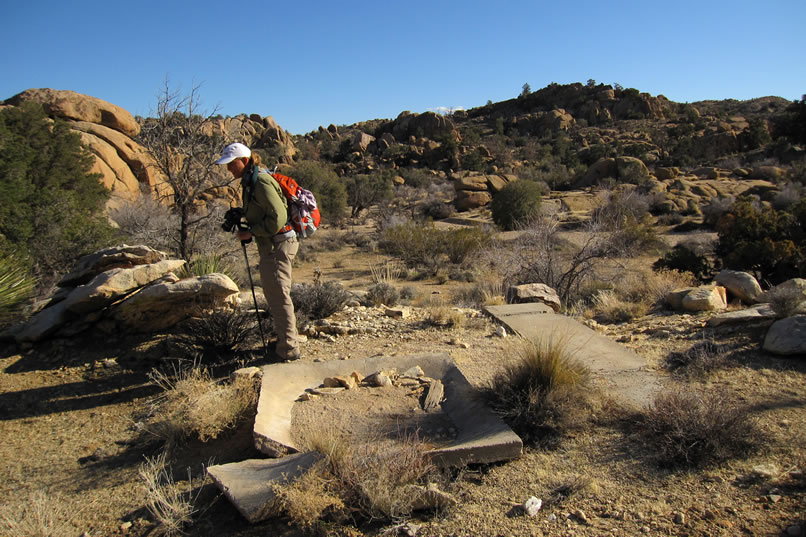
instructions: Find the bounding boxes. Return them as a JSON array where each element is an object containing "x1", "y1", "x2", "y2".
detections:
[
  {"x1": 763, "y1": 316, "x2": 806, "y2": 356},
  {"x1": 5, "y1": 88, "x2": 140, "y2": 137},
  {"x1": 451, "y1": 172, "x2": 517, "y2": 211},
  {"x1": 2, "y1": 88, "x2": 297, "y2": 210},
  {"x1": 15, "y1": 245, "x2": 240, "y2": 342},
  {"x1": 715, "y1": 270, "x2": 763, "y2": 304},
  {"x1": 506, "y1": 283, "x2": 561, "y2": 312}
]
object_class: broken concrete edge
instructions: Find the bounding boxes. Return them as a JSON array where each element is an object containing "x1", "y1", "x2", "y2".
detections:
[
  {"x1": 207, "y1": 451, "x2": 323, "y2": 523},
  {"x1": 253, "y1": 353, "x2": 522, "y2": 465},
  {"x1": 483, "y1": 303, "x2": 555, "y2": 337}
]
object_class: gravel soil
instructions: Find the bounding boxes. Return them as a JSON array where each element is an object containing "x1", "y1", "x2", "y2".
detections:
[{"x1": 1, "y1": 246, "x2": 805, "y2": 537}]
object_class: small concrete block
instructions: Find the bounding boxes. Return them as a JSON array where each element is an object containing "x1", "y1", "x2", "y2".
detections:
[{"x1": 207, "y1": 452, "x2": 322, "y2": 523}]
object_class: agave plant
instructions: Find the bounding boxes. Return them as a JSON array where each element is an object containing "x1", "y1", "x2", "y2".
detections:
[{"x1": 0, "y1": 254, "x2": 35, "y2": 324}]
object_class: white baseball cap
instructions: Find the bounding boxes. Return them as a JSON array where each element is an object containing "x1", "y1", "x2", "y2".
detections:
[{"x1": 215, "y1": 142, "x2": 251, "y2": 164}]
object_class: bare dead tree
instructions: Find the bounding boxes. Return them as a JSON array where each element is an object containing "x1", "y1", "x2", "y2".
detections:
[
  {"x1": 488, "y1": 196, "x2": 658, "y2": 305},
  {"x1": 137, "y1": 80, "x2": 234, "y2": 260}
]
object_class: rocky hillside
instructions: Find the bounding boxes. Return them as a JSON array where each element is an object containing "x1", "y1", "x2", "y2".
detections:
[
  {"x1": 0, "y1": 89, "x2": 298, "y2": 210},
  {"x1": 2, "y1": 83, "x2": 802, "y2": 216}
]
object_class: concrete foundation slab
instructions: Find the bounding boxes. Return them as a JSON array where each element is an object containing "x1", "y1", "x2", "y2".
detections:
[
  {"x1": 207, "y1": 452, "x2": 322, "y2": 523},
  {"x1": 254, "y1": 353, "x2": 522, "y2": 465},
  {"x1": 484, "y1": 304, "x2": 664, "y2": 406}
]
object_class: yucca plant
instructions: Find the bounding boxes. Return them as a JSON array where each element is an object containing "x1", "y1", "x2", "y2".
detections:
[
  {"x1": 175, "y1": 253, "x2": 237, "y2": 282},
  {"x1": 0, "y1": 254, "x2": 35, "y2": 325}
]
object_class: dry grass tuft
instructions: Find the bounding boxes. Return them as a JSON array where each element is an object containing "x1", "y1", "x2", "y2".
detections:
[
  {"x1": 369, "y1": 260, "x2": 402, "y2": 285},
  {"x1": 766, "y1": 283, "x2": 806, "y2": 318},
  {"x1": 483, "y1": 337, "x2": 592, "y2": 445},
  {"x1": 139, "y1": 451, "x2": 205, "y2": 536},
  {"x1": 664, "y1": 339, "x2": 730, "y2": 376},
  {"x1": 639, "y1": 387, "x2": 761, "y2": 468},
  {"x1": 140, "y1": 364, "x2": 258, "y2": 448},
  {"x1": 588, "y1": 268, "x2": 695, "y2": 322},
  {"x1": 591, "y1": 290, "x2": 649, "y2": 323},
  {"x1": 273, "y1": 428, "x2": 441, "y2": 526},
  {"x1": 0, "y1": 490, "x2": 79, "y2": 537}
]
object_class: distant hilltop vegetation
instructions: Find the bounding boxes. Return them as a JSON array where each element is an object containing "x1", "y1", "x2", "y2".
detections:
[{"x1": 1, "y1": 82, "x2": 803, "y2": 210}]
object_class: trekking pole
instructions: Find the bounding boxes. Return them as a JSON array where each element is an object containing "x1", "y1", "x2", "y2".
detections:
[{"x1": 241, "y1": 240, "x2": 269, "y2": 357}]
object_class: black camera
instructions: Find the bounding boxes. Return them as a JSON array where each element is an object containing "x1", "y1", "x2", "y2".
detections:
[{"x1": 222, "y1": 207, "x2": 250, "y2": 233}]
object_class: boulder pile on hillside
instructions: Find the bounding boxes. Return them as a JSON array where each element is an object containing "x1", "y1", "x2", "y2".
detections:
[
  {"x1": 1, "y1": 88, "x2": 297, "y2": 211},
  {"x1": 657, "y1": 270, "x2": 806, "y2": 356},
  {"x1": 11, "y1": 245, "x2": 240, "y2": 343}
]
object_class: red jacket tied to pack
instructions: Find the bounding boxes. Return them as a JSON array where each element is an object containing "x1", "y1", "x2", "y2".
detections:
[{"x1": 271, "y1": 172, "x2": 321, "y2": 238}]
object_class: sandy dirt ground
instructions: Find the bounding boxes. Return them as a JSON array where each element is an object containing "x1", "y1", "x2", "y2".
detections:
[{"x1": 1, "y1": 233, "x2": 805, "y2": 537}]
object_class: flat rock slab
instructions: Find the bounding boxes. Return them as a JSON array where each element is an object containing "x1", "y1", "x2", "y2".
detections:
[
  {"x1": 484, "y1": 304, "x2": 664, "y2": 406},
  {"x1": 207, "y1": 452, "x2": 322, "y2": 523},
  {"x1": 254, "y1": 353, "x2": 522, "y2": 466}
]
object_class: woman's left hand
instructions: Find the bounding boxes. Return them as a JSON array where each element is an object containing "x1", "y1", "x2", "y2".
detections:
[{"x1": 236, "y1": 230, "x2": 253, "y2": 242}]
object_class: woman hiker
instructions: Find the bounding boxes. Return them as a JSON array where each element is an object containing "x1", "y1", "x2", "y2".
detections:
[{"x1": 216, "y1": 142, "x2": 300, "y2": 361}]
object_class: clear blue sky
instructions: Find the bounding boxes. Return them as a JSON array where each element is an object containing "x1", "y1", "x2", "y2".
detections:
[{"x1": 2, "y1": 0, "x2": 804, "y2": 135}]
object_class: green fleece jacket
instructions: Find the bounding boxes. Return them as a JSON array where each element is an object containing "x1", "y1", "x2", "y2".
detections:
[{"x1": 242, "y1": 166, "x2": 288, "y2": 253}]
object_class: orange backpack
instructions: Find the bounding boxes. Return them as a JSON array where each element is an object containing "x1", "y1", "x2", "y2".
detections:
[{"x1": 270, "y1": 171, "x2": 321, "y2": 238}]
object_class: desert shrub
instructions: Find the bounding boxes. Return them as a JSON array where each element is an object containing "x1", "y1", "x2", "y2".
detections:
[
  {"x1": 0, "y1": 102, "x2": 116, "y2": 287},
  {"x1": 490, "y1": 209, "x2": 660, "y2": 305},
  {"x1": 140, "y1": 364, "x2": 259, "y2": 448},
  {"x1": 639, "y1": 387, "x2": 760, "y2": 467},
  {"x1": 490, "y1": 180, "x2": 544, "y2": 231},
  {"x1": 291, "y1": 280, "x2": 351, "y2": 321},
  {"x1": 452, "y1": 280, "x2": 506, "y2": 308},
  {"x1": 701, "y1": 195, "x2": 736, "y2": 227},
  {"x1": 0, "y1": 253, "x2": 35, "y2": 326},
  {"x1": 112, "y1": 198, "x2": 233, "y2": 260},
  {"x1": 378, "y1": 222, "x2": 491, "y2": 272},
  {"x1": 274, "y1": 430, "x2": 440, "y2": 526},
  {"x1": 715, "y1": 197, "x2": 806, "y2": 285},
  {"x1": 765, "y1": 282, "x2": 806, "y2": 318},
  {"x1": 664, "y1": 340, "x2": 730, "y2": 376},
  {"x1": 172, "y1": 306, "x2": 260, "y2": 362},
  {"x1": 586, "y1": 268, "x2": 693, "y2": 322},
  {"x1": 592, "y1": 189, "x2": 663, "y2": 253},
  {"x1": 398, "y1": 168, "x2": 436, "y2": 189},
  {"x1": 443, "y1": 226, "x2": 493, "y2": 264},
  {"x1": 643, "y1": 268, "x2": 697, "y2": 303},
  {"x1": 345, "y1": 170, "x2": 395, "y2": 218},
  {"x1": 424, "y1": 303, "x2": 467, "y2": 329},
  {"x1": 139, "y1": 451, "x2": 204, "y2": 537},
  {"x1": 653, "y1": 244, "x2": 713, "y2": 282},
  {"x1": 421, "y1": 199, "x2": 454, "y2": 220},
  {"x1": 399, "y1": 285, "x2": 416, "y2": 301},
  {"x1": 364, "y1": 282, "x2": 399, "y2": 306},
  {"x1": 342, "y1": 230, "x2": 376, "y2": 251},
  {"x1": 483, "y1": 338, "x2": 592, "y2": 445},
  {"x1": 773, "y1": 182, "x2": 804, "y2": 211}
]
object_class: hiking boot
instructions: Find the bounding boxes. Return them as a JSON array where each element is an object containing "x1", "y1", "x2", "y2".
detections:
[{"x1": 276, "y1": 349, "x2": 301, "y2": 362}]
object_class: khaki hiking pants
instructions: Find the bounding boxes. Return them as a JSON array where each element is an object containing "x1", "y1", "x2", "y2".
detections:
[{"x1": 259, "y1": 236, "x2": 299, "y2": 359}]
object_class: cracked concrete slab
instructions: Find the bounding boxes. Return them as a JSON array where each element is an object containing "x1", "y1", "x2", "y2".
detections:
[
  {"x1": 484, "y1": 304, "x2": 665, "y2": 406},
  {"x1": 254, "y1": 353, "x2": 523, "y2": 466},
  {"x1": 207, "y1": 452, "x2": 322, "y2": 523}
]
